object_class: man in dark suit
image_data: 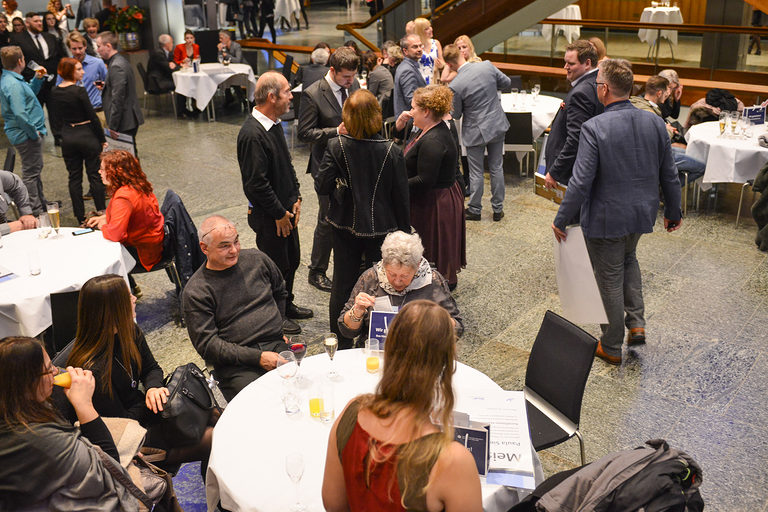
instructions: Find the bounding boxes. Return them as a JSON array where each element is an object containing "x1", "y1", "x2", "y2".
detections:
[
  {"x1": 297, "y1": 46, "x2": 360, "y2": 292},
  {"x1": 11, "y1": 12, "x2": 63, "y2": 142},
  {"x1": 147, "y1": 34, "x2": 177, "y2": 92},
  {"x1": 552, "y1": 59, "x2": 681, "y2": 366},
  {"x1": 96, "y1": 31, "x2": 144, "y2": 150},
  {"x1": 544, "y1": 39, "x2": 603, "y2": 189},
  {"x1": 393, "y1": 34, "x2": 426, "y2": 120},
  {"x1": 292, "y1": 46, "x2": 329, "y2": 89}
]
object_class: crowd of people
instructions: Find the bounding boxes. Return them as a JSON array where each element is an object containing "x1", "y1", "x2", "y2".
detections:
[{"x1": 1, "y1": 7, "x2": 744, "y2": 509}]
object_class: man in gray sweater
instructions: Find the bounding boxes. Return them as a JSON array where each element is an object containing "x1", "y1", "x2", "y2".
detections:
[{"x1": 182, "y1": 215, "x2": 291, "y2": 401}]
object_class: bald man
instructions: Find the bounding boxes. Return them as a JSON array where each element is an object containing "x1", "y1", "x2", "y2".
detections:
[{"x1": 182, "y1": 215, "x2": 291, "y2": 401}]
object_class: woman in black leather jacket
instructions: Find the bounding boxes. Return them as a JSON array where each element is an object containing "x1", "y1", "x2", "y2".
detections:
[{"x1": 315, "y1": 89, "x2": 410, "y2": 349}]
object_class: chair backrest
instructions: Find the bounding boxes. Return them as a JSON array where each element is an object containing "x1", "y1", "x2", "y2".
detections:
[
  {"x1": 50, "y1": 290, "x2": 80, "y2": 355},
  {"x1": 508, "y1": 75, "x2": 523, "y2": 91},
  {"x1": 282, "y1": 54, "x2": 294, "y2": 81},
  {"x1": 380, "y1": 88, "x2": 394, "y2": 119},
  {"x1": 3, "y1": 147, "x2": 15, "y2": 173},
  {"x1": 505, "y1": 112, "x2": 533, "y2": 145},
  {"x1": 136, "y1": 61, "x2": 149, "y2": 89},
  {"x1": 525, "y1": 310, "x2": 597, "y2": 425}
]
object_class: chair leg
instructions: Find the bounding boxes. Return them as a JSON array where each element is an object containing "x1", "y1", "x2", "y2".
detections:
[
  {"x1": 736, "y1": 181, "x2": 751, "y2": 226},
  {"x1": 168, "y1": 260, "x2": 185, "y2": 327},
  {"x1": 574, "y1": 429, "x2": 586, "y2": 466},
  {"x1": 170, "y1": 91, "x2": 178, "y2": 119},
  {"x1": 681, "y1": 171, "x2": 688, "y2": 217}
]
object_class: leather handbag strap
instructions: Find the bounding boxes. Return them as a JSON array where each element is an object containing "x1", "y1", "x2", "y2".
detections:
[{"x1": 95, "y1": 447, "x2": 155, "y2": 510}]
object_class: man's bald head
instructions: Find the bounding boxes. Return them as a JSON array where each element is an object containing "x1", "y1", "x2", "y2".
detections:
[{"x1": 199, "y1": 215, "x2": 241, "y2": 270}]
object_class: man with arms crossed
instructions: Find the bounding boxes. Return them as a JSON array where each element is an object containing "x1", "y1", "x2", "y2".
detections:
[{"x1": 552, "y1": 59, "x2": 682, "y2": 365}]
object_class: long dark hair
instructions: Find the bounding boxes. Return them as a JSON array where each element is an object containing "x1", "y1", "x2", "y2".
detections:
[
  {"x1": 67, "y1": 275, "x2": 141, "y2": 398},
  {"x1": 0, "y1": 337, "x2": 59, "y2": 428}
]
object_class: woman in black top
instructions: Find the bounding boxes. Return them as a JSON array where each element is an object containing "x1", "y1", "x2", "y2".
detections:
[
  {"x1": 53, "y1": 274, "x2": 214, "y2": 475},
  {"x1": 315, "y1": 89, "x2": 410, "y2": 349},
  {"x1": 396, "y1": 85, "x2": 465, "y2": 289},
  {"x1": 50, "y1": 57, "x2": 106, "y2": 224}
]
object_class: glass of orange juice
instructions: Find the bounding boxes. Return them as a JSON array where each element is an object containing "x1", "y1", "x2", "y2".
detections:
[
  {"x1": 309, "y1": 381, "x2": 334, "y2": 423},
  {"x1": 365, "y1": 339, "x2": 380, "y2": 374},
  {"x1": 53, "y1": 370, "x2": 71, "y2": 388}
]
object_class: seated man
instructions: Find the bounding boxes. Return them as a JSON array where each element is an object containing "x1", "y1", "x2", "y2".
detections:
[
  {"x1": 182, "y1": 215, "x2": 290, "y2": 401},
  {"x1": 0, "y1": 169, "x2": 37, "y2": 234},
  {"x1": 217, "y1": 30, "x2": 243, "y2": 64},
  {"x1": 630, "y1": 75, "x2": 705, "y2": 186},
  {"x1": 147, "y1": 33, "x2": 177, "y2": 93}
]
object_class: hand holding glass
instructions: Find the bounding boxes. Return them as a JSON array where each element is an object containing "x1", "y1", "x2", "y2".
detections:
[{"x1": 276, "y1": 350, "x2": 297, "y2": 380}]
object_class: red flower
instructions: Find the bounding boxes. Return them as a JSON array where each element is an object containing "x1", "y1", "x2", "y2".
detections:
[{"x1": 133, "y1": 12, "x2": 142, "y2": 20}]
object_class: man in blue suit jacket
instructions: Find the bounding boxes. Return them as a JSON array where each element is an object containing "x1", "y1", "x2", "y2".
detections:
[
  {"x1": 544, "y1": 40, "x2": 603, "y2": 189},
  {"x1": 552, "y1": 59, "x2": 682, "y2": 366}
]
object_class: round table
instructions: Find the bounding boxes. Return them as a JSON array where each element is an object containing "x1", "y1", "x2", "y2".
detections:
[
  {"x1": 206, "y1": 349, "x2": 542, "y2": 512},
  {"x1": 685, "y1": 120, "x2": 768, "y2": 188},
  {"x1": 0, "y1": 227, "x2": 135, "y2": 336},
  {"x1": 638, "y1": 7, "x2": 683, "y2": 47},
  {"x1": 540, "y1": 4, "x2": 582, "y2": 44},
  {"x1": 501, "y1": 94, "x2": 562, "y2": 140},
  {"x1": 172, "y1": 63, "x2": 257, "y2": 113}
]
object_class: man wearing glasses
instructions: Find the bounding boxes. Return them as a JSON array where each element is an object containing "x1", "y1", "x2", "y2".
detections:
[{"x1": 544, "y1": 39, "x2": 603, "y2": 190}]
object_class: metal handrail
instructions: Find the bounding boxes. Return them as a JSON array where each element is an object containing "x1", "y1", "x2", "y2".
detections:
[{"x1": 541, "y1": 17, "x2": 768, "y2": 36}]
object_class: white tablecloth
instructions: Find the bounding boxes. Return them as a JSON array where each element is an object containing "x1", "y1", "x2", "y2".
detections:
[
  {"x1": 173, "y1": 63, "x2": 257, "y2": 111},
  {"x1": 540, "y1": 4, "x2": 582, "y2": 43},
  {"x1": 275, "y1": 0, "x2": 301, "y2": 22},
  {"x1": 638, "y1": 7, "x2": 683, "y2": 47},
  {"x1": 0, "y1": 228, "x2": 135, "y2": 337},
  {"x1": 685, "y1": 121, "x2": 768, "y2": 187},
  {"x1": 207, "y1": 349, "x2": 543, "y2": 512},
  {"x1": 501, "y1": 94, "x2": 562, "y2": 140}
]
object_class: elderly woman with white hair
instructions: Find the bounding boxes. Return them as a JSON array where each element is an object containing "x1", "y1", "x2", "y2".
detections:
[{"x1": 338, "y1": 231, "x2": 463, "y2": 342}]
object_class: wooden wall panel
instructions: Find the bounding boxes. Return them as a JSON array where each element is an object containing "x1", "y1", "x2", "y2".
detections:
[{"x1": 573, "y1": 0, "x2": 707, "y2": 25}]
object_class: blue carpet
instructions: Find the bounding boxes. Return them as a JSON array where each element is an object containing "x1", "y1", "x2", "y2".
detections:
[{"x1": 172, "y1": 462, "x2": 207, "y2": 512}]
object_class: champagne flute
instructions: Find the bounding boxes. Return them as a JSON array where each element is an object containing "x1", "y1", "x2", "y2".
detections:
[
  {"x1": 38, "y1": 213, "x2": 51, "y2": 238},
  {"x1": 285, "y1": 453, "x2": 305, "y2": 511},
  {"x1": 718, "y1": 112, "x2": 727, "y2": 136},
  {"x1": 324, "y1": 333, "x2": 339, "y2": 380},
  {"x1": 532, "y1": 83, "x2": 541, "y2": 102},
  {"x1": 46, "y1": 202, "x2": 60, "y2": 237}
]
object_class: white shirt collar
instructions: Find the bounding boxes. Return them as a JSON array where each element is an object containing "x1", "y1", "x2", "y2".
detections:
[
  {"x1": 570, "y1": 67, "x2": 597, "y2": 87},
  {"x1": 647, "y1": 98, "x2": 659, "y2": 108},
  {"x1": 324, "y1": 71, "x2": 343, "y2": 94},
  {"x1": 252, "y1": 107, "x2": 279, "y2": 131}
]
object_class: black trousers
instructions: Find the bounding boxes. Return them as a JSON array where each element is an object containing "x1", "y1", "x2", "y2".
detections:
[
  {"x1": 61, "y1": 124, "x2": 106, "y2": 222},
  {"x1": 329, "y1": 229, "x2": 384, "y2": 350},
  {"x1": 248, "y1": 208, "x2": 300, "y2": 304},
  {"x1": 309, "y1": 193, "x2": 332, "y2": 274},
  {"x1": 258, "y1": 13, "x2": 276, "y2": 42}
]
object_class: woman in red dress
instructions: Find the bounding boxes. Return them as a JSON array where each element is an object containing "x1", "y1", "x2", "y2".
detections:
[
  {"x1": 322, "y1": 300, "x2": 481, "y2": 512},
  {"x1": 173, "y1": 30, "x2": 200, "y2": 67}
]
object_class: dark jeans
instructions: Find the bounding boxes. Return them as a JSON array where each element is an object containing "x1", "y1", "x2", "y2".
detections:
[
  {"x1": 258, "y1": 13, "x2": 276, "y2": 42},
  {"x1": 329, "y1": 228, "x2": 384, "y2": 350},
  {"x1": 247, "y1": 208, "x2": 300, "y2": 304},
  {"x1": 61, "y1": 124, "x2": 106, "y2": 222},
  {"x1": 309, "y1": 193, "x2": 332, "y2": 274},
  {"x1": 14, "y1": 136, "x2": 46, "y2": 216},
  {"x1": 213, "y1": 338, "x2": 287, "y2": 401},
  {"x1": 585, "y1": 233, "x2": 644, "y2": 357}
]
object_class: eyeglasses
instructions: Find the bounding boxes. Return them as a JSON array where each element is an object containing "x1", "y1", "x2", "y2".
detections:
[
  {"x1": 40, "y1": 365, "x2": 62, "y2": 377},
  {"x1": 596, "y1": 81, "x2": 607, "y2": 88}
]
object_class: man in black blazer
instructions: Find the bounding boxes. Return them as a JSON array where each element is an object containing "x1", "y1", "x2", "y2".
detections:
[
  {"x1": 147, "y1": 34, "x2": 177, "y2": 92},
  {"x1": 297, "y1": 46, "x2": 360, "y2": 292},
  {"x1": 544, "y1": 39, "x2": 603, "y2": 189},
  {"x1": 292, "y1": 46, "x2": 329, "y2": 89},
  {"x1": 11, "y1": 12, "x2": 63, "y2": 140}
]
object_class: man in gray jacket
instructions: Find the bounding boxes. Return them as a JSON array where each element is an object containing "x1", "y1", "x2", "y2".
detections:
[
  {"x1": 0, "y1": 170, "x2": 37, "y2": 235},
  {"x1": 552, "y1": 59, "x2": 682, "y2": 365},
  {"x1": 445, "y1": 44, "x2": 511, "y2": 221},
  {"x1": 393, "y1": 34, "x2": 426, "y2": 120}
]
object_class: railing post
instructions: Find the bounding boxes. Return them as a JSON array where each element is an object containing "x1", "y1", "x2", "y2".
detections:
[{"x1": 653, "y1": 28, "x2": 661, "y2": 70}]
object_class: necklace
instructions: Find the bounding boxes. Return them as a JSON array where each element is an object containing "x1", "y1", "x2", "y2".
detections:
[{"x1": 114, "y1": 357, "x2": 137, "y2": 389}]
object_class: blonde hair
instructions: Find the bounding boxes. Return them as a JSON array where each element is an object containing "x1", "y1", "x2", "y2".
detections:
[
  {"x1": 412, "y1": 18, "x2": 432, "y2": 50},
  {"x1": 413, "y1": 85, "x2": 453, "y2": 119},
  {"x1": 454, "y1": 35, "x2": 480, "y2": 63}
]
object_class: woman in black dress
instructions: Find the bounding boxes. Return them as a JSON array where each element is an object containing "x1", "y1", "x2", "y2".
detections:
[
  {"x1": 395, "y1": 84, "x2": 465, "y2": 289},
  {"x1": 315, "y1": 89, "x2": 410, "y2": 349},
  {"x1": 49, "y1": 57, "x2": 106, "y2": 224}
]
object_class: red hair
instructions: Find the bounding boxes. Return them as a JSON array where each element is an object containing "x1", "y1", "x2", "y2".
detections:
[
  {"x1": 100, "y1": 150, "x2": 153, "y2": 195},
  {"x1": 57, "y1": 57, "x2": 78, "y2": 82}
]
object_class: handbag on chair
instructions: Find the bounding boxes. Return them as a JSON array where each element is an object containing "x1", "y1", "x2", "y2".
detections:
[{"x1": 160, "y1": 363, "x2": 222, "y2": 447}]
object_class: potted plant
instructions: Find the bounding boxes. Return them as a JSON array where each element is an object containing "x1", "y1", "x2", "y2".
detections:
[{"x1": 104, "y1": 5, "x2": 146, "y2": 51}]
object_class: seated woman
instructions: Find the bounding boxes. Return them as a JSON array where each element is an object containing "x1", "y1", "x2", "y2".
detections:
[
  {"x1": 322, "y1": 300, "x2": 481, "y2": 512},
  {"x1": 0, "y1": 336, "x2": 138, "y2": 510},
  {"x1": 174, "y1": 30, "x2": 200, "y2": 67},
  {"x1": 52, "y1": 274, "x2": 214, "y2": 474},
  {"x1": 338, "y1": 231, "x2": 463, "y2": 344},
  {"x1": 86, "y1": 150, "x2": 165, "y2": 274}
]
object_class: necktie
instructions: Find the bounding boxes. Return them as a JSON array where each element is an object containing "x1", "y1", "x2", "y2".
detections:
[
  {"x1": 34, "y1": 34, "x2": 44, "y2": 56},
  {"x1": 340, "y1": 87, "x2": 347, "y2": 106}
]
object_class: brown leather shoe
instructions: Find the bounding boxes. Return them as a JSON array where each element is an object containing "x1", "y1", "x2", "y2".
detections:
[
  {"x1": 626, "y1": 327, "x2": 646, "y2": 345},
  {"x1": 595, "y1": 340, "x2": 621, "y2": 365}
]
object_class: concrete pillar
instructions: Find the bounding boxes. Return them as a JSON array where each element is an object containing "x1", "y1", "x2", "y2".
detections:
[
  {"x1": 700, "y1": 0, "x2": 751, "y2": 70},
  {"x1": 382, "y1": 0, "x2": 420, "y2": 44}
]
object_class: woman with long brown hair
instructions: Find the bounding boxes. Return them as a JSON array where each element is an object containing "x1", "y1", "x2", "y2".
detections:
[
  {"x1": 322, "y1": 300, "x2": 480, "y2": 511},
  {"x1": 86, "y1": 150, "x2": 165, "y2": 273},
  {"x1": 0, "y1": 336, "x2": 138, "y2": 510},
  {"x1": 54, "y1": 274, "x2": 213, "y2": 473}
]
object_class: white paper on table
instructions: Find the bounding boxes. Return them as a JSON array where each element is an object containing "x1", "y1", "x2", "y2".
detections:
[
  {"x1": 458, "y1": 390, "x2": 536, "y2": 489},
  {"x1": 553, "y1": 226, "x2": 608, "y2": 324}
]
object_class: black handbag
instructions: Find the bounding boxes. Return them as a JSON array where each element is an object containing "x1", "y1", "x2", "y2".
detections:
[{"x1": 160, "y1": 363, "x2": 220, "y2": 446}]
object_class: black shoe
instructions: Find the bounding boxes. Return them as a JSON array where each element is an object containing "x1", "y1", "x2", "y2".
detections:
[
  {"x1": 308, "y1": 271, "x2": 332, "y2": 292},
  {"x1": 282, "y1": 318, "x2": 301, "y2": 335},
  {"x1": 493, "y1": 210, "x2": 505, "y2": 222},
  {"x1": 83, "y1": 192, "x2": 93, "y2": 200},
  {"x1": 465, "y1": 208, "x2": 481, "y2": 221},
  {"x1": 448, "y1": 282, "x2": 457, "y2": 291},
  {"x1": 54, "y1": 137, "x2": 62, "y2": 147},
  {"x1": 286, "y1": 303, "x2": 314, "y2": 319}
]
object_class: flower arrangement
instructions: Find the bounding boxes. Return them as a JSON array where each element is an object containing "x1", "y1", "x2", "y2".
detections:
[{"x1": 104, "y1": 5, "x2": 145, "y2": 33}]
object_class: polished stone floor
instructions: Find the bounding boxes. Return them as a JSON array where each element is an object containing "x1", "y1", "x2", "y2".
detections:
[{"x1": 6, "y1": 3, "x2": 768, "y2": 510}]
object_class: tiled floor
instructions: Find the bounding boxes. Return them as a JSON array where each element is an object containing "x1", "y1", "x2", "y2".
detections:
[{"x1": 7, "y1": 3, "x2": 768, "y2": 510}]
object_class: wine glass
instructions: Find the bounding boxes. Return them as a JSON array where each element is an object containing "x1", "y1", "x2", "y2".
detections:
[
  {"x1": 738, "y1": 116, "x2": 750, "y2": 139},
  {"x1": 324, "y1": 333, "x2": 339, "y2": 380},
  {"x1": 46, "y1": 202, "x2": 60, "y2": 237},
  {"x1": 520, "y1": 90, "x2": 528, "y2": 109},
  {"x1": 285, "y1": 452, "x2": 305, "y2": 511},
  {"x1": 276, "y1": 350, "x2": 297, "y2": 380},
  {"x1": 532, "y1": 83, "x2": 541, "y2": 102},
  {"x1": 510, "y1": 88, "x2": 519, "y2": 110},
  {"x1": 290, "y1": 338, "x2": 308, "y2": 386},
  {"x1": 729, "y1": 111, "x2": 740, "y2": 136},
  {"x1": 38, "y1": 213, "x2": 51, "y2": 238},
  {"x1": 718, "y1": 111, "x2": 727, "y2": 136}
]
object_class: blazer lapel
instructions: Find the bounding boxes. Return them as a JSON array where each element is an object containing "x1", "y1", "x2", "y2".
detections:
[{"x1": 319, "y1": 80, "x2": 341, "y2": 115}]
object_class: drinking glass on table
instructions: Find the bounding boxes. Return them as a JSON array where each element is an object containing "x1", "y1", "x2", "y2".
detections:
[
  {"x1": 46, "y1": 202, "x2": 60, "y2": 237},
  {"x1": 308, "y1": 379, "x2": 335, "y2": 423},
  {"x1": 738, "y1": 116, "x2": 750, "y2": 138},
  {"x1": 718, "y1": 112, "x2": 727, "y2": 136},
  {"x1": 285, "y1": 452, "x2": 306, "y2": 512},
  {"x1": 532, "y1": 83, "x2": 540, "y2": 102},
  {"x1": 510, "y1": 88, "x2": 519, "y2": 110},
  {"x1": 290, "y1": 338, "x2": 308, "y2": 386},
  {"x1": 324, "y1": 333, "x2": 339, "y2": 380},
  {"x1": 38, "y1": 213, "x2": 51, "y2": 238},
  {"x1": 365, "y1": 338, "x2": 380, "y2": 374},
  {"x1": 729, "y1": 111, "x2": 740, "y2": 137}
]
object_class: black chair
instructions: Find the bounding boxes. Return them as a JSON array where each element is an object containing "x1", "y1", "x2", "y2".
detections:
[
  {"x1": 49, "y1": 290, "x2": 80, "y2": 355},
  {"x1": 136, "y1": 62, "x2": 177, "y2": 118},
  {"x1": 524, "y1": 310, "x2": 597, "y2": 466},
  {"x1": 504, "y1": 112, "x2": 535, "y2": 177},
  {"x1": 282, "y1": 54, "x2": 294, "y2": 83},
  {"x1": 502, "y1": 75, "x2": 523, "y2": 93}
]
